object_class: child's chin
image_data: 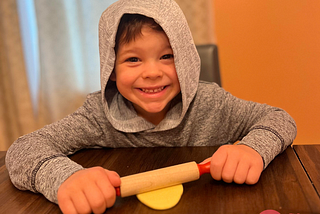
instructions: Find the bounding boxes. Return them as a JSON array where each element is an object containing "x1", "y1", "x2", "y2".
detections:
[
  {"x1": 145, "y1": 103, "x2": 169, "y2": 113},
  {"x1": 144, "y1": 107, "x2": 166, "y2": 114},
  {"x1": 134, "y1": 102, "x2": 170, "y2": 116}
]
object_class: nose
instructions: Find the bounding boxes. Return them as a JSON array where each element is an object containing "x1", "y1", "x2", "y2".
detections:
[{"x1": 141, "y1": 62, "x2": 163, "y2": 79}]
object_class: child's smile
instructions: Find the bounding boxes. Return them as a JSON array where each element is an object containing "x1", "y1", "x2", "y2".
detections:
[
  {"x1": 113, "y1": 26, "x2": 181, "y2": 125},
  {"x1": 140, "y1": 86, "x2": 165, "y2": 93}
]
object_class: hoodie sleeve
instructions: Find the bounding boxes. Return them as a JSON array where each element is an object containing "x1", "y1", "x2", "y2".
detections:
[
  {"x1": 236, "y1": 104, "x2": 297, "y2": 168},
  {"x1": 194, "y1": 82, "x2": 297, "y2": 168},
  {"x1": 5, "y1": 92, "x2": 107, "y2": 204},
  {"x1": 205, "y1": 83, "x2": 297, "y2": 168}
]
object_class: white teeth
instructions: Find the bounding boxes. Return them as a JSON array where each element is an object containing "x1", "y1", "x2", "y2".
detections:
[{"x1": 141, "y1": 86, "x2": 165, "y2": 93}]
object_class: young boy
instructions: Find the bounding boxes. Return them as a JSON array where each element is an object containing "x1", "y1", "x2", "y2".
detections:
[{"x1": 6, "y1": 0, "x2": 297, "y2": 213}]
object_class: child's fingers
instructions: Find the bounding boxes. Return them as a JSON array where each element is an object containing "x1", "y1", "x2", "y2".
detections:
[
  {"x1": 70, "y1": 191, "x2": 92, "y2": 214},
  {"x1": 96, "y1": 182, "x2": 117, "y2": 208},
  {"x1": 200, "y1": 157, "x2": 211, "y2": 164},
  {"x1": 96, "y1": 171, "x2": 120, "y2": 208},
  {"x1": 209, "y1": 145, "x2": 263, "y2": 184},
  {"x1": 210, "y1": 146, "x2": 229, "y2": 181},
  {"x1": 57, "y1": 182, "x2": 87, "y2": 214},
  {"x1": 105, "y1": 170, "x2": 121, "y2": 187},
  {"x1": 245, "y1": 164, "x2": 262, "y2": 185},
  {"x1": 58, "y1": 197, "x2": 78, "y2": 214},
  {"x1": 233, "y1": 161, "x2": 250, "y2": 184},
  {"x1": 220, "y1": 153, "x2": 239, "y2": 183},
  {"x1": 57, "y1": 167, "x2": 120, "y2": 213},
  {"x1": 83, "y1": 183, "x2": 107, "y2": 213}
]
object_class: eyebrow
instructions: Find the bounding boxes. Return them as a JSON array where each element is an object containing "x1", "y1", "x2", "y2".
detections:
[{"x1": 118, "y1": 45, "x2": 173, "y2": 56}]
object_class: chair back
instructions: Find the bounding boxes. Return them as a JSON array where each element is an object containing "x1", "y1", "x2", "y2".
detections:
[{"x1": 196, "y1": 44, "x2": 221, "y2": 86}]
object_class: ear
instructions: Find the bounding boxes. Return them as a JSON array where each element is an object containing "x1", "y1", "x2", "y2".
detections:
[{"x1": 109, "y1": 70, "x2": 116, "y2": 81}]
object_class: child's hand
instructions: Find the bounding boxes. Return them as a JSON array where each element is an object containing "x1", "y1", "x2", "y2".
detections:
[
  {"x1": 57, "y1": 167, "x2": 121, "y2": 214},
  {"x1": 204, "y1": 145, "x2": 263, "y2": 185}
]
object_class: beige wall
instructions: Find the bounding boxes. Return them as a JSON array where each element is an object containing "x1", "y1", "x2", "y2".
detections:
[{"x1": 213, "y1": 0, "x2": 320, "y2": 145}]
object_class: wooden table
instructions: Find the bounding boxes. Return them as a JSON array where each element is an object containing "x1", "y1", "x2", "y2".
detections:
[
  {"x1": 1, "y1": 146, "x2": 320, "y2": 214},
  {"x1": 293, "y1": 145, "x2": 320, "y2": 199}
]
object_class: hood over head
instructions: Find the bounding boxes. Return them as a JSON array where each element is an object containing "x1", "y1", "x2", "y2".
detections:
[{"x1": 99, "y1": 0, "x2": 200, "y2": 132}]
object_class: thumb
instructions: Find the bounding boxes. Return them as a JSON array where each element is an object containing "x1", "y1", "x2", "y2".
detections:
[
  {"x1": 105, "y1": 170, "x2": 121, "y2": 187},
  {"x1": 200, "y1": 157, "x2": 211, "y2": 164}
]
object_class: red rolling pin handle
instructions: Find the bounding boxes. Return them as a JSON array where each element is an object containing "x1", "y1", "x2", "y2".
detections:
[
  {"x1": 197, "y1": 161, "x2": 211, "y2": 176},
  {"x1": 116, "y1": 186, "x2": 121, "y2": 196},
  {"x1": 115, "y1": 161, "x2": 211, "y2": 197}
]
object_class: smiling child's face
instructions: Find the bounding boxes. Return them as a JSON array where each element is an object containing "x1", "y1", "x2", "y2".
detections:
[{"x1": 112, "y1": 26, "x2": 180, "y2": 125}]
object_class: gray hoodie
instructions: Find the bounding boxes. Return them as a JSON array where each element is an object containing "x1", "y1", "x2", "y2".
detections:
[{"x1": 6, "y1": 0, "x2": 297, "y2": 204}]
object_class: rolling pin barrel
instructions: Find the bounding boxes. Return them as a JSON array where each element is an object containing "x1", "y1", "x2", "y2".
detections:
[{"x1": 118, "y1": 161, "x2": 200, "y2": 197}]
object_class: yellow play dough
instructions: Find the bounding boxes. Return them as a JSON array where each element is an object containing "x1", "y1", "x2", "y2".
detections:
[{"x1": 136, "y1": 184, "x2": 183, "y2": 210}]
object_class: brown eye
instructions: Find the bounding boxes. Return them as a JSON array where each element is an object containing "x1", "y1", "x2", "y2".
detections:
[
  {"x1": 160, "y1": 54, "x2": 174, "y2": 60},
  {"x1": 126, "y1": 57, "x2": 140, "y2": 62}
]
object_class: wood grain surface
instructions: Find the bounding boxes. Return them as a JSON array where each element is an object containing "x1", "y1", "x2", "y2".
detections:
[
  {"x1": 293, "y1": 145, "x2": 320, "y2": 198},
  {"x1": 1, "y1": 146, "x2": 320, "y2": 214}
]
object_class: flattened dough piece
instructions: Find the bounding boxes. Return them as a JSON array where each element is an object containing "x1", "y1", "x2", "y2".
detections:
[{"x1": 136, "y1": 184, "x2": 183, "y2": 210}]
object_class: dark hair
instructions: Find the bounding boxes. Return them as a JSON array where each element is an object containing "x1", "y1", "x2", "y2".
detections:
[{"x1": 114, "y1": 14, "x2": 164, "y2": 54}]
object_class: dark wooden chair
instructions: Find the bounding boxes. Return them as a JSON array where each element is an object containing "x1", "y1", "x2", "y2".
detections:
[{"x1": 196, "y1": 44, "x2": 221, "y2": 86}]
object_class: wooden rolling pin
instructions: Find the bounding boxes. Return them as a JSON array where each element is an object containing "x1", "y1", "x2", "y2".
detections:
[{"x1": 115, "y1": 161, "x2": 211, "y2": 197}]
